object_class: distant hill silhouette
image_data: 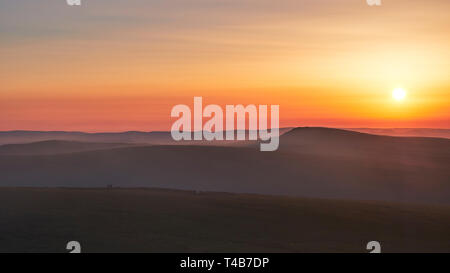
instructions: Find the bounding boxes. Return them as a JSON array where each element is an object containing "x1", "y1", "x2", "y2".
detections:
[
  {"x1": 0, "y1": 128, "x2": 293, "y2": 145},
  {"x1": 0, "y1": 140, "x2": 135, "y2": 155},
  {"x1": 0, "y1": 131, "x2": 173, "y2": 145},
  {"x1": 279, "y1": 127, "x2": 450, "y2": 163},
  {"x1": 0, "y1": 127, "x2": 448, "y2": 205},
  {"x1": 348, "y1": 128, "x2": 450, "y2": 139}
]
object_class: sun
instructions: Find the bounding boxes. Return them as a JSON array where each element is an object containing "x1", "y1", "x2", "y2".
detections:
[{"x1": 392, "y1": 88, "x2": 407, "y2": 101}]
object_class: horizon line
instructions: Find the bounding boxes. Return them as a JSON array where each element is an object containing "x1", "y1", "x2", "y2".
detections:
[{"x1": 1, "y1": 126, "x2": 450, "y2": 134}]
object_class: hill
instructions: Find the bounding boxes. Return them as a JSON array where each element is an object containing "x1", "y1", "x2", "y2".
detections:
[
  {"x1": 0, "y1": 128, "x2": 293, "y2": 145},
  {"x1": 348, "y1": 128, "x2": 450, "y2": 139},
  {"x1": 0, "y1": 188, "x2": 449, "y2": 253},
  {"x1": 0, "y1": 128, "x2": 448, "y2": 204},
  {"x1": 0, "y1": 140, "x2": 135, "y2": 155},
  {"x1": 0, "y1": 131, "x2": 173, "y2": 145},
  {"x1": 279, "y1": 127, "x2": 450, "y2": 163}
]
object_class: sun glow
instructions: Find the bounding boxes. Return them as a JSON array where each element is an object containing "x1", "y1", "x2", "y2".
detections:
[{"x1": 392, "y1": 88, "x2": 407, "y2": 101}]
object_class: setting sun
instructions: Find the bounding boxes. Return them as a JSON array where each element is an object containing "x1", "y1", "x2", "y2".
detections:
[{"x1": 392, "y1": 88, "x2": 407, "y2": 101}]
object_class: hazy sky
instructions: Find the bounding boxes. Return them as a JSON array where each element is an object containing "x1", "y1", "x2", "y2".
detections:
[{"x1": 1, "y1": 0, "x2": 449, "y2": 131}]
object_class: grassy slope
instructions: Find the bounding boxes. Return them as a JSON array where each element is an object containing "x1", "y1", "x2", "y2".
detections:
[{"x1": 1, "y1": 188, "x2": 449, "y2": 253}]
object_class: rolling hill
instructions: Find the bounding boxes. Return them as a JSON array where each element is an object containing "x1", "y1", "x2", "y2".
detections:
[
  {"x1": 1, "y1": 187, "x2": 449, "y2": 253},
  {"x1": 0, "y1": 140, "x2": 135, "y2": 155},
  {"x1": 0, "y1": 128, "x2": 293, "y2": 145},
  {"x1": 0, "y1": 128, "x2": 448, "y2": 205},
  {"x1": 0, "y1": 130, "x2": 173, "y2": 145},
  {"x1": 348, "y1": 128, "x2": 450, "y2": 139}
]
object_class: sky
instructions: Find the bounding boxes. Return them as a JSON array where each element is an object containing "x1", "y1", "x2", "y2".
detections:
[{"x1": 0, "y1": 0, "x2": 449, "y2": 131}]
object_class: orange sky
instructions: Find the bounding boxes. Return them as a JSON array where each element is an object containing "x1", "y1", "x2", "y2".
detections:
[{"x1": 1, "y1": 0, "x2": 449, "y2": 131}]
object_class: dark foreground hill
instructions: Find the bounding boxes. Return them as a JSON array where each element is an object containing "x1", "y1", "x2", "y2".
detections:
[
  {"x1": 0, "y1": 127, "x2": 448, "y2": 204},
  {"x1": 0, "y1": 188, "x2": 449, "y2": 253}
]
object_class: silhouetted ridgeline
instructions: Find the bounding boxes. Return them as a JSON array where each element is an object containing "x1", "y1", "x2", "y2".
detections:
[
  {"x1": 0, "y1": 128, "x2": 448, "y2": 205},
  {"x1": 0, "y1": 131, "x2": 173, "y2": 145},
  {"x1": 0, "y1": 140, "x2": 134, "y2": 155},
  {"x1": 348, "y1": 128, "x2": 450, "y2": 139},
  {"x1": 0, "y1": 128, "x2": 293, "y2": 145}
]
